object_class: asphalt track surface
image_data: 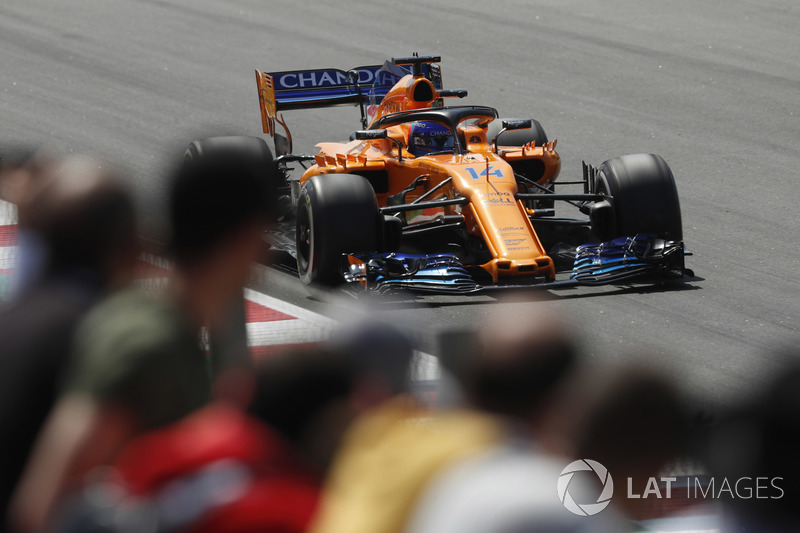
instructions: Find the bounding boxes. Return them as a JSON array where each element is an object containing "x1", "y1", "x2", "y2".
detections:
[{"x1": 2, "y1": 0, "x2": 799, "y2": 414}]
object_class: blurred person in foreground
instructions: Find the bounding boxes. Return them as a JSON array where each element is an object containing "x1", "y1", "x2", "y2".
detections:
[
  {"x1": 10, "y1": 141, "x2": 273, "y2": 533},
  {"x1": 0, "y1": 155, "x2": 138, "y2": 533},
  {"x1": 52, "y1": 346, "x2": 353, "y2": 533},
  {"x1": 404, "y1": 308, "x2": 627, "y2": 533},
  {"x1": 553, "y1": 365, "x2": 688, "y2": 529},
  {"x1": 310, "y1": 305, "x2": 606, "y2": 533},
  {"x1": 703, "y1": 355, "x2": 800, "y2": 532},
  {"x1": 0, "y1": 154, "x2": 137, "y2": 528},
  {"x1": 51, "y1": 318, "x2": 415, "y2": 533}
]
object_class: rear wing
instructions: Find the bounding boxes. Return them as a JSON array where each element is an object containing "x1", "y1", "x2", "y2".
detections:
[
  {"x1": 255, "y1": 58, "x2": 442, "y2": 154},
  {"x1": 257, "y1": 66, "x2": 381, "y2": 113}
]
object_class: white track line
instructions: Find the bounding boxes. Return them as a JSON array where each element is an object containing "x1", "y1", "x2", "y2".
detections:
[
  {"x1": 244, "y1": 288, "x2": 336, "y2": 328},
  {"x1": 1, "y1": 200, "x2": 18, "y2": 271},
  {"x1": 0, "y1": 199, "x2": 16, "y2": 226},
  {"x1": 246, "y1": 319, "x2": 333, "y2": 346}
]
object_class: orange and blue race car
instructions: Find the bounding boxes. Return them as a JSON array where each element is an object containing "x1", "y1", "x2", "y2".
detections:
[{"x1": 189, "y1": 55, "x2": 689, "y2": 294}]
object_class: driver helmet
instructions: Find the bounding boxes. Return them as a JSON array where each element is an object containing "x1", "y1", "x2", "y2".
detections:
[{"x1": 408, "y1": 121, "x2": 454, "y2": 157}]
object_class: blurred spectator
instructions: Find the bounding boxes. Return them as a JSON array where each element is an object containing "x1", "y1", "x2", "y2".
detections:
[
  {"x1": 9, "y1": 143, "x2": 273, "y2": 533},
  {"x1": 558, "y1": 366, "x2": 688, "y2": 520},
  {"x1": 566, "y1": 366, "x2": 688, "y2": 520},
  {"x1": 704, "y1": 355, "x2": 800, "y2": 532},
  {"x1": 326, "y1": 316, "x2": 417, "y2": 405},
  {"x1": 307, "y1": 314, "x2": 500, "y2": 533},
  {"x1": 462, "y1": 307, "x2": 576, "y2": 421},
  {"x1": 311, "y1": 307, "x2": 587, "y2": 533},
  {"x1": 405, "y1": 308, "x2": 626, "y2": 533},
  {"x1": 52, "y1": 345, "x2": 359, "y2": 533},
  {"x1": 309, "y1": 392, "x2": 500, "y2": 533},
  {"x1": 0, "y1": 155, "x2": 138, "y2": 533},
  {"x1": 50, "y1": 318, "x2": 415, "y2": 533}
]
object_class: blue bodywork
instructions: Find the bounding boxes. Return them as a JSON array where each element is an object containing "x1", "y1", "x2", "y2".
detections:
[
  {"x1": 570, "y1": 235, "x2": 686, "y2": 283},
  {"x1": 345, "y1": 253, "x2": 477, "y2": 294}
]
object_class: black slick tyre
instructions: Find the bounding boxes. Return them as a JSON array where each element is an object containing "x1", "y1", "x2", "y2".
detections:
[
  {"x1": 594, "y1": 153, "x2": 682, "y2": 241},
  {"x1": 184, "y1": 136, "x2": 285, "y2": 219},
  {"x1": 296, "y1": 173, "x2": 379, "y2": 286}
]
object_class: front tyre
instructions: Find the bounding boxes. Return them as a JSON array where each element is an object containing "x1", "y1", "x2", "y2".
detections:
[
  {"x1": 296, "y1": 174, "x2": 380, "y2": 286},
  {"x1": 592, "y1": 153, "x2": 682, "y2": 241}
]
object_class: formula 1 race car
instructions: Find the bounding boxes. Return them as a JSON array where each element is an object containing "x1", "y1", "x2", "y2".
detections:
[{"x1": 189, "y1": 55, "x2": 689, "y2": 294}]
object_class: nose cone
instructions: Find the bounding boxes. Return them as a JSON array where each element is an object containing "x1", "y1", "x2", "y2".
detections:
[{"x1": 451, "y1": 158, "x2": 554, "y2": 282}]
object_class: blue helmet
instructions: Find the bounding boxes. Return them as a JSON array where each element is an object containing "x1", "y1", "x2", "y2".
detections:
[{"x1": 408, "y1": 121, "x2": 455, "y2": 157}]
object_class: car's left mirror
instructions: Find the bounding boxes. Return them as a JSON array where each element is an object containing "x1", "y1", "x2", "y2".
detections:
[
  {"x1": 501, "y1": 119, "x2": 532, "y2": 131},
  {"x1": 354, "y1": 129, "x2": 388, "y2": 140}
]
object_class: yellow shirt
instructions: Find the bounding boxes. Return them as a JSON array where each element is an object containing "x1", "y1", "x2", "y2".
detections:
[{"x1": 310, "y1": 398, "x2": 502, "y2": 533}]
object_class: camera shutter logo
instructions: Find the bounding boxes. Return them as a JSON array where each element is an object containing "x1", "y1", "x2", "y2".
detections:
[{"x1": 557, "y1": 459, "x2": 614, "y2": 516}]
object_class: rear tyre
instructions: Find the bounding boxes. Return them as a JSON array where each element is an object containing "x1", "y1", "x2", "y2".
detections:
[
  {"x1": 593, "y1": 153, "x2": 682, "y2": 241},
  {"x1": 185, "y1": 135, "x2": 274, "y2": 171},
  {"x1": 184, "y1": 136, "x2": 288, "y2": 220},
  {"x1": 296, "y1": 174, "x2": 380, "y2": 286}
]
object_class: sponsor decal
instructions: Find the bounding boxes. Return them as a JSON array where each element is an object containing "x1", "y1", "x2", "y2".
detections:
[
  {"x1": 274, "y1": 67, "x2": 381, "y2": 90},
  {"x1": 382, "y1": 100, "x2": 402, "y2": 114},
  {"x1": 376, "y1": 70, "x2": 402, "y2": 86},
  {"x1": 469, "y1": 135, "x2": 482, "y2": 143},
  {"x1": 481, "y1": 191, "x2": 514, "y2": 205},
  {"x1": 482, "y1": 197, "x2": 514, "y2": 205}
]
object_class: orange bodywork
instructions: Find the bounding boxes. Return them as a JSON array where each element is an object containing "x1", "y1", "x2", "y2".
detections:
[{"x1": 298, "y1": 74, "x2": 562, "y2": 282}]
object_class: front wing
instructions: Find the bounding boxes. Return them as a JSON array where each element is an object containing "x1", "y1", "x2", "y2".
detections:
[{"x1": 341, "y1": 235, "x2": 689, "y2": 294}]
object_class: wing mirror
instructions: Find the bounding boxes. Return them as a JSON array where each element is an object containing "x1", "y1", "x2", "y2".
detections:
[
  {"x1": 438, "y1": 89, "x2": 468, "y2": 98},
  {"x1": 354, "y1": 129, "x2": 404, "y2": 161},
  {"x1": 502, "y1": 119, "x2": 532, "y2": 131},
  {"x1": 354, "y1": 129, "x2": 388, "y2": 140},
  {"x1": 492, "y1": 119, "x2": 533, "y2": 152}
]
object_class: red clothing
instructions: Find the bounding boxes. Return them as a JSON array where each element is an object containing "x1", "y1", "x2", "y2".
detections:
[{"x1": 115, "y1": 405, "x2": 320, "y2": 533}]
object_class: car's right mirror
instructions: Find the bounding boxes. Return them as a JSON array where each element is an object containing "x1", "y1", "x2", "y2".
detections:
[{"x1": 354, "y1": 129, "x2": 388, "y2": 140}]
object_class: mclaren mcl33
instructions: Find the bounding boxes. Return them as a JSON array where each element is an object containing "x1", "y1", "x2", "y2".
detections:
[{"x1": 187, "y1": 56, "x2": 691, "y2": 294}]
